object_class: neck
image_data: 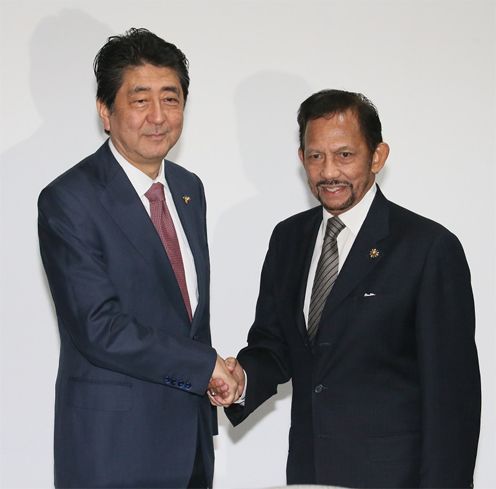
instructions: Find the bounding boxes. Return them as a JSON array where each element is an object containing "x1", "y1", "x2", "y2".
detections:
[
  {"x1": 109, "y1": 138, "x2": 163, "y2": 180},
  {"x1": 134, "y1": 163, "x2": 161, "y2": 180}
]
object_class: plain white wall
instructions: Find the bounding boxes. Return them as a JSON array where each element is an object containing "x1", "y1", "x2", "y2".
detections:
[{"x1": 1, "y1": 1, "x2": 494, "y2": 488}]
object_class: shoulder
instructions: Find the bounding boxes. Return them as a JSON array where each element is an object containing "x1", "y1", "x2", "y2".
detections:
[
  {"x1": 38, "y1": 143, "x2": 112, "y2": 205},
  {"x1": 385, "y1": 199, "x2": 466, "y2": 261},
  {"x1": 38, "y1": 143, "x2": 113, "y2": 219},
  {"x1": 164, "y1": 159, "x2": 205, "y2": 202},
  {"x1": 165, "y1": 159, "x2": 203, "y2": 186},
  {"x1": 273, "y1": 206, "x2": 321, "y2": 234},
  {"x1": 261, "y1": 206, "x2": 322, "y2": 254},
  {"x1": 164, "y1": 160, "x2": 206, "y2": 211},
  {"x1": 387, "y1": 199, "x2": 455, "y2": 239}
]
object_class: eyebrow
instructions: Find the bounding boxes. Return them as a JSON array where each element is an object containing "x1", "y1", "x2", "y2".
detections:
[
  {"x1": 304, "y1": 145, "x2": 352, "y2": 154},
  {"x1": 128, "y1": 85, "x2": 181, "y2": 95}
]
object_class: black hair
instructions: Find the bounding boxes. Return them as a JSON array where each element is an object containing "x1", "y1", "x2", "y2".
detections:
[
  {"x1": 93, "y1": 27, "x2": 189, "y2": 109},
  {"x1": 297, "y1": 89, "x2": 383, "y2": 153}
]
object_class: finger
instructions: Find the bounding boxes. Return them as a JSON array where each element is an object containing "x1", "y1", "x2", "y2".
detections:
[
  {"x1": 210, "y1": 378, "x2": 227, "y2": 388},
  {"x1": 218, "y1": 389, "x2": 232, "y2": 399},
  {"x1": 209, "y1": 385, "x2": 232, "y2": 402},
  {"x1": 207, "y1": 391, "x2": 224, "y2": 407},
  {"x1": 211, "y1": 392, "x2": 232, "y2": 407}
]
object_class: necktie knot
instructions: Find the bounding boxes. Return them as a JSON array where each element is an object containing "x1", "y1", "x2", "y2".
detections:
[
  {"x1": 145, "y1": 182, "x2": 166, "y2": 203},
  {"x1": 326, "y1": 216, "x2": 345, "y2": 239}
]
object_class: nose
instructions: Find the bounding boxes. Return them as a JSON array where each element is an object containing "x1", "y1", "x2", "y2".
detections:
[
  {"x1": 147, "y1": 99, "x2": 166, "y2": 125},
  {"x1": 320, "y1": 155, "x2": 340, "y2": 180}
]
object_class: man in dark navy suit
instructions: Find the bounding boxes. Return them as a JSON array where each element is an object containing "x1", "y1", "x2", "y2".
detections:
[
  {"x1": 211, "y1": 89, "x2": 481, "y2": 488},
  {"x1": 38, "y1": 28, "x2": 238, "y2": 488}
]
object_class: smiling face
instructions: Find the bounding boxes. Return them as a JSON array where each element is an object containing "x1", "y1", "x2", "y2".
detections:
[
  {"x1": 299, "y1": 110, "x2": 389, "y2": 215},
  {"x1": 97, "y1": 63, "x2": 184, "y2": 178}
]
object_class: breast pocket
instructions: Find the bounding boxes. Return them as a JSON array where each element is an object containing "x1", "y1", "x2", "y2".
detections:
[
  {"x1": 66, "y1": 377, "x2": 133, "y2": 412},
  {"x1": 353, "y1": 291, "x2": 395, "y2": 308},
  {"x1": 347, "y1": 291, "x2": 416, "y2": 356},
  {"x1": 350, "y1": 292, "x2": 403, "y2": 325}
]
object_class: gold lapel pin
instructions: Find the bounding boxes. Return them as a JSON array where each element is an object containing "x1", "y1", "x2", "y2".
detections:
[
  {"x1": 182, "y1": 195, "x2": 191, "y2": 204},
  {"x1": 369, "y1": 248, "x2": 380, "y2": 259}
]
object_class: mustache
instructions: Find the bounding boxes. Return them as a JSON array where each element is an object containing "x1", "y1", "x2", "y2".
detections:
[{"x1": 316, "y1": 180, "x2": 352, "y2": 189}]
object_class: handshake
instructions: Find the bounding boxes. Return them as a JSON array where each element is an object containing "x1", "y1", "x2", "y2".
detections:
[{"x1": 207, "y1": 355, "x2": 245, "y2": 407}]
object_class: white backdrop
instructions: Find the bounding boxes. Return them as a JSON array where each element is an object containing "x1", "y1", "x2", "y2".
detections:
[{"x1": 1, "y1": 1, "x2": 494, "y2": 488}]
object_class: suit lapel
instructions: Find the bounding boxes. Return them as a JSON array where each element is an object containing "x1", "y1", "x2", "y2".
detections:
[
  {"x1": 164, "y1": 162, "x2": 207, "y2": 335},
  {"x1": 292, "y1": 209, "x2": 322, "y2": 342},
  {"x1": 319, "y1": 188, "x2": 390, "y2": 321},
  {"x1": 97, "y1": 145, "x2": 189, "y2": 323}
]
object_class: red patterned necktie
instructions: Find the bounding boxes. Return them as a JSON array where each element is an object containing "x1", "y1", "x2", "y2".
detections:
[{"x1": 145, "y1": 182, "x2": 192, "y2": 321}]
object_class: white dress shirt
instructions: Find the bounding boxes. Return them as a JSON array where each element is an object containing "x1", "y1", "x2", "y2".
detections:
[
  {"x1": 108, "y1": 139, "x2": 199, "y2": 315},
  {"x1": 303, "y1": 184, "x2": 377, "y2": 326}
]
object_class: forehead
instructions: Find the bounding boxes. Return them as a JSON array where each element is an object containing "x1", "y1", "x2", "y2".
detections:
[
  {"x1": 304, "y1": 110, "x2": 365, "y2": 146},
  {"x1": 119, "y1": 63, "x2": 183, "y2": 96}
]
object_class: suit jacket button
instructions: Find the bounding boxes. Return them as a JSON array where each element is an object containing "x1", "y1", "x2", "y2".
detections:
[
  {"x1": 164, "y1": 376, "x2": 171, "y2": 384},
  {"x1": 185, "y1": 383, "x2": 192, "y2": 390},
  {"x1": 314, "y1": 384, "x2": 325, "y2": 394},
  {"x1": 178, "y1": 381, "x2": 184, "y2": 387}
]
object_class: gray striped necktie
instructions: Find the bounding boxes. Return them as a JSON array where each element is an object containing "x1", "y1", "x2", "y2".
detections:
[{"x1": 307, "y1": 216, "x2": 346, "y2": 342}]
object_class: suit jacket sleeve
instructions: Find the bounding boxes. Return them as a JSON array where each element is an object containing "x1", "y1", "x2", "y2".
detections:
[
  {"x1": 416, "y1": 230, "x2": 480, "y2": 487},
  {"x1": 38, "y1": 182, "x2": 216, "y2": 396},
  {"x1": 226, "y1": 225, "x2": 292, "y2": 424}
]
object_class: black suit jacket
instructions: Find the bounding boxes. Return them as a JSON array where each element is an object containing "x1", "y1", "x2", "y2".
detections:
[
  {"x1": 38, "y1": 141, "x2": 217, "y2": 488},
  {"x1": 227, "y1": 187, "x2": 480, "y2": 488}
]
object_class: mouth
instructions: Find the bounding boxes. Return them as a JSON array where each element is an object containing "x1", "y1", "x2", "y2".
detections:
[
  {"x1": 145, "y1": 132, "x2": 167, "y2": 140},
  {"x1": 317, "y1": 181, "x2": 352, "y2": 194}
]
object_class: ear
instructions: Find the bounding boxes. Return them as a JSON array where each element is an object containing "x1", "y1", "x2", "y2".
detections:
[
  {"x1": 298, "y1": 148, "x2": 305, "y2": 165},
  {"x1": 96, "y1": 99, "x2": 111, "y2": 133},
  {"x1": 371, "y1": 142, "x2": 390, "y2": 174}
]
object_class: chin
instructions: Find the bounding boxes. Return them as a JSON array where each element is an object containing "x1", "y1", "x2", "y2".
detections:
[
  {"x1": 143, "y1": 148, "x2": 169, "y2": 160},
  {"x1": 321, "y1": 196, "x2": 355, "y2": 214}
]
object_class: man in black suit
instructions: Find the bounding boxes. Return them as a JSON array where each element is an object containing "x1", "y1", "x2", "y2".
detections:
[
  {"x1": 210, "y1": 89, "x2": 481, "y2": 488},
  {"x1": 38, "y1": 28, "x2": 238, "y2": 488}
]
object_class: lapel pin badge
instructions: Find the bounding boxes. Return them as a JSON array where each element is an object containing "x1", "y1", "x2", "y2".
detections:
[
  {"x1": 369, "y1": 248, "x2": 380, "y2": 259},
  {"x1": 182, "y1": 195, "x2": 191, "y2": 205}
]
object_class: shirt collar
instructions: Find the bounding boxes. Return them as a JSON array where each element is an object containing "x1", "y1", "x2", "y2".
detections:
[
  {"x1": 108, "y1": 138, "x2": 167, "y2": 197},
  {"x1": 322, "y1": 183, "x2": 377, "y2": 237}
]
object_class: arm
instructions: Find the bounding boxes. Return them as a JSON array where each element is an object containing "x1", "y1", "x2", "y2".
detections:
[
  {"x1": 38, "y1": 184, "x2": 218, "y2": 395},
  {"x1": 224, "y1": 226, "x2": 292, "y2": 424},
  {"x1": 416, "y1": 231, "x2": 481, "y2": 488}
]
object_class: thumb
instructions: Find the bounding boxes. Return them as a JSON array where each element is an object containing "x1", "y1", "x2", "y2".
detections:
[{"x1": 225, "y1": 357, "x2": 237, "y2": 372}]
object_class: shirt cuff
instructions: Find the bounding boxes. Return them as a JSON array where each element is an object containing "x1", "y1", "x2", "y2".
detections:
[{"x1": 234, "y1": 369, "x2": 247, "y2": 405}]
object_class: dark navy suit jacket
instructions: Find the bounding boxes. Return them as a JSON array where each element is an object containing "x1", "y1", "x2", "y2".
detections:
[
  {"x1": 38, "y1": 141, "x2": 217, "y2": 488},
  {"x1": 227, "y1": 188, "x2": 480, "y2": 488}
]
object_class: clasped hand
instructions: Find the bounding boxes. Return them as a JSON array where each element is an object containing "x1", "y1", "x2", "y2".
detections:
[{"x1": 207, "y1": 356, "x2": 245, "y2": 407}]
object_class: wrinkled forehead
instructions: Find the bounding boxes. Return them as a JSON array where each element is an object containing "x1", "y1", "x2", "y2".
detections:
[{"x1": 119, "y1": 64, "x2": 183, "y2": 94}]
